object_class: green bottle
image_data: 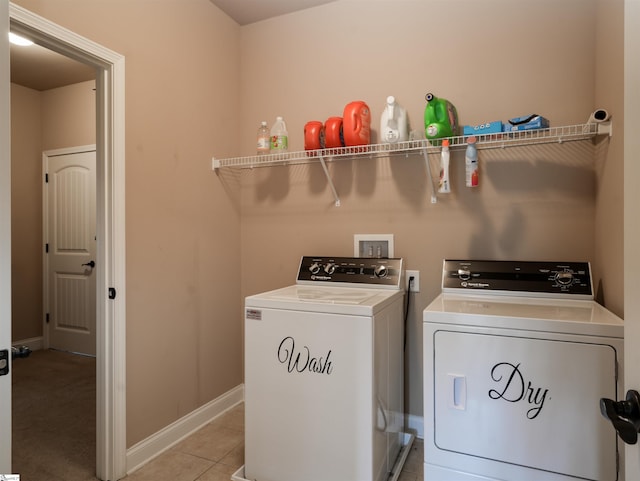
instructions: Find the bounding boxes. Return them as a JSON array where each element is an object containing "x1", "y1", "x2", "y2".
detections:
[{"x1": 424, "y1": 93, "x2": 459, "y2": 139}]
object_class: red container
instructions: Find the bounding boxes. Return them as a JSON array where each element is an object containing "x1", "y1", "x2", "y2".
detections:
[
  {"x1": 342, "y1": 101, "x2": 371, "y2": 146},
  {"x1": 324, "y1": 117, "x2": 345, "y2": 148},
  {"x1": 304, "y1": 121, "x2": 325, "y2": 151}
]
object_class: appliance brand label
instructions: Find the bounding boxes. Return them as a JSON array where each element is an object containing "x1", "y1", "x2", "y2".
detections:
[
  {"x1": 246, "y1": 309, "x2": 262, "y2": 321},
  {"x1": 461, "y1": 281, "x2": 490, "y2": 288},
  {"x1": 488, "y1": 362, "x2": 549, "y2": 419},
  {"x1": 277, "y1": 336, "x2": 333, "y2": 375},
  {"x1": 311, "y1": 275, "x2": 331, "y2": 281}
]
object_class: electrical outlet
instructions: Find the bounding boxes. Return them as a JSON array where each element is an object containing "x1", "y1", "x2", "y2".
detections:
[{"x1": 406, "y1": 270, "x2": 420, "y2": 292}]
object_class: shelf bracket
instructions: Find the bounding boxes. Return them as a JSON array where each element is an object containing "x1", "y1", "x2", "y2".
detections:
[
  {"x1": 422, "y1": 149, "x2": 437, "y2": 204},
  {"x1": 318, "y1": 154, "x2": 341, "y2": 207},
  {"x1": 597, "y1": 120, "x2": 613, "y2": 137}
]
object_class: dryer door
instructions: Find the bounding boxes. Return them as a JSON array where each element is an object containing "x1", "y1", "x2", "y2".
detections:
[{"x1": 432, "y1": 330, "x2": 619, "y2": 480}]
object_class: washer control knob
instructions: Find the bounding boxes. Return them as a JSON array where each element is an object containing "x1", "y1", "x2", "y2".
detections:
[
  {"x1": 324, "y1": 263, "x2": 336, "y2": 275},
  {"x1": 374, "y1": 265, "x2": 388, "y2": 278},
  {"x1": 458, "y1": 269, "x2": 471, "y2": 281},
  {"x1": 309, "y1": 262, "x2": 321, "y2": 275},
  {"x1": 555, "y1": 271, "x2": 574, "y2": 285}
]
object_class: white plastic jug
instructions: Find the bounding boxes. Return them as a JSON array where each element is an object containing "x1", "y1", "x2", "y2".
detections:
[{"x1": 380, "y1": 96, "x2": 409, "y2": 143}]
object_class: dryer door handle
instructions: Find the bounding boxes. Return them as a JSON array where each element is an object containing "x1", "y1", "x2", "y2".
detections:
[{"x1": 600, "y1": 390, "x2": 640, "y2": 444}]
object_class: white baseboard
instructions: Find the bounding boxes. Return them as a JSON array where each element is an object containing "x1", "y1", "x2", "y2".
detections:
[
  {"x1": 12, "y1": 336, "x2": 44, "y2": 351},
  {"x1": 406, "y1": 413, "x2": 424, "y2": 440},
  {"x1": 126, "y1": 384, "x2": 244, "y2": 474}
]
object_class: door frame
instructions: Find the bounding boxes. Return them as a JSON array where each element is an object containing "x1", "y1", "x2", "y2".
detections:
[
  {"x1": 9, "y1": 4, "x2": 127, "y2": 480},
  {"x1": 43, "y1": 145, "x2": 97, "y2": 355},
  {"x1": 1, "y1": 0, "x2": 11, "y2": 472},
  {"x1": 625, "y1": 0, "x2": 640, "y2": 478}
]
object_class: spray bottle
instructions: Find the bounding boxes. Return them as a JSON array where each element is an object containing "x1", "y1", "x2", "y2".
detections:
[
  {"x1": 465, "y1": 136, "x2": 479, "y2": 187},
  {"x1": 438, "y1": 139, "x2": 451, "y2": 194}
]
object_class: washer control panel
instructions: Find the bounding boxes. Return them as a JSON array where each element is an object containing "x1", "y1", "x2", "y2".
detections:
[
  {"x1": 297, "y1": 256, "x2": 404, "y2": 288},
  {"x1": 442, "y1": 259, "x2": 593, "y2": 298}
]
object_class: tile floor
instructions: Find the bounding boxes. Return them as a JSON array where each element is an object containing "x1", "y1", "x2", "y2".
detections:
[{"x1": 125, "y1": 403, "x2": 424, "y2": 481}]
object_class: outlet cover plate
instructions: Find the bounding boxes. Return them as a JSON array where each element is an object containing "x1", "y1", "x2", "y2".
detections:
[
  {"x1": 354, "y1": 234, "x2": 394, "y2": 258},
  {"x1": 406, "y1": 270, "x2": 420, "y2": 292}
]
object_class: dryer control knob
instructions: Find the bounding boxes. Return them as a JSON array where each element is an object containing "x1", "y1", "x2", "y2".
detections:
[
  {"x1": 555, "y1": 271, "x2": 574, "y2": 285},
  {"x1": 309, "y1": 262, "x2": 321, "y2": 274},
  {"x1": 374, "y1": 265, "x2": 388, "y2": 278},
  {"x1": 458, "y1": 269, "x2": 471, "y2": 281},
  {"x1": 324, "y1": 263, "x2": 336, "y2": 275}
]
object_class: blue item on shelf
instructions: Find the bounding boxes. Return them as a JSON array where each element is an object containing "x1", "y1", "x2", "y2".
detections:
[
  {"x1": 463, "y1": 121, "x2": 503, "y2": 136},
  {"x1": 503, "y1": 114, "x2": 549, "y2": 132}
]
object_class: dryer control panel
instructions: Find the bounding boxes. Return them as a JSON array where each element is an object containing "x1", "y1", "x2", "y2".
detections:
[
  {"x1": 297, "y1": 256, "x2": 404, "y2": 289},
  {"x1": 442, "y1": 260, "x2": 593, "y2": 298}
]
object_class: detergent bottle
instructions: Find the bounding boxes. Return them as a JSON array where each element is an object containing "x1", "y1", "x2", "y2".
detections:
[
  {"x1": 342, "y1": 101, "x2": 371, "y2": 146},
  {"x1": 380, "y1": 96, "x2": 409, "y2": 143},
  {"x1": 304, "y1": 121, "x2": 325, "y2": 152},
  {"x1": 324, "y1": 117, "x2": 345, "y2": 148},
  {"x1": 424, "y1": 93, "x2": 459, "y2": 140}
]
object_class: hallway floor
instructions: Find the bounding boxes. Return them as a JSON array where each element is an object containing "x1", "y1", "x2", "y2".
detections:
[{"x1": 126, "y1": 403, "x2": 424, "y2": 481}]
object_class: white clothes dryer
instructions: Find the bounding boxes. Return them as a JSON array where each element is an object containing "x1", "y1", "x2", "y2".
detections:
[
  {"x1": 243, "y1": 256, "x2": 406, "y2": 481},
  {"x1": 423, "y1": 260, "x2": 624, "y2": 481}
]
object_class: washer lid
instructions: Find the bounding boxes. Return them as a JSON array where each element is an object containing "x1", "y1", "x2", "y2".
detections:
[{"x1": 246, "y1": 285, "x2": 403, "y2": 316}]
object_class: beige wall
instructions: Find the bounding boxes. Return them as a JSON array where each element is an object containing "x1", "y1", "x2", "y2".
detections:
[
  {"x1": 594, "y1": 0, "x2": 624, "y2": 317},
  {"x1": 10, "y1": 0, "x2": 624, "y2": 446},
  {"x1": 11, "y1": 79, "x2": 96, "y2": 342},
  {"x1": 13, "y1": 0, "x2": 242, "y2": 447},
  {"x1": 10, "y1": 83, "x2": 42, "y2": 341},
  {"x1": 41, "y1": 80, "x2": 96, "y2": 150}
]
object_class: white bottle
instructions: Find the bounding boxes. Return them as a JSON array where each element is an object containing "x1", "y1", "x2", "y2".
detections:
[
  {"x1": 465, "y1": 136, "x2": 479, "y2": 187},
  {"x1": 257, "y1": 121, "x2": 270, "y2": 155},
  {"x1": 380, "y1": 95, "x2": 409, "y2": 143},
  {"x1": 438, "y1": 139, "x2": 451, "y2": 194},
  {"x1": 270, "y1": 116, "x2": 288, "y2": 152}
]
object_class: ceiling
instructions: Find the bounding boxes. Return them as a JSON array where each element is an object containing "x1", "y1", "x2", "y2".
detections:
[
  {"x1": 209, "y1": 0, "x2": 336, "y2": 26},
  {"x1": 10, "y1": 41, "x2": 96, "y2": 92},
  {"x1": 9, "y1": 0, "x2": 336, "y2": 92}
]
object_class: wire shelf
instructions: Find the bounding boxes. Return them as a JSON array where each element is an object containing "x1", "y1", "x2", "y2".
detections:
[
  {"x1": 212, "y1": 122, "x2": 609, "y2": 170},
  {"x1": 211, "y1": 121, "x2": 611, "y2": 207}
]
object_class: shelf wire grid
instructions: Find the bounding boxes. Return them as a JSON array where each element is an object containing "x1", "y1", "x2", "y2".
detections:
[{"x1": 212, "y1": 123, "x2": 603, "y2": 170}]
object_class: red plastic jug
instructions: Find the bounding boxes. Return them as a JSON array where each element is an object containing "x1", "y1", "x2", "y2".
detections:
[
  {"x1": 324, "y1": 117, "x2": 345, "y2": 148},
  {"x1": 304, "y1": 121, "x2": 325, "y2": 151},
  {"x1": 342, "y1": 101, "x2": 371, "y2": 146}
]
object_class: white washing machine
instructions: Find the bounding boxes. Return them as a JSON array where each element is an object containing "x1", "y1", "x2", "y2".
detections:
[
  {"x1": 243, "y1": 256, "x2": 406, "y2": 481},
  {"x1": 423, "y1": 260, "x2": 624, "y2": 481}
]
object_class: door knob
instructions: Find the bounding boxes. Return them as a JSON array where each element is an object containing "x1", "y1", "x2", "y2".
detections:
[
  {"x1": 82, "y1": 260, "x2": 96, "y2": 268},
  {"x1": 600, "y1": 390, "x2": 640, "y2": 444}
]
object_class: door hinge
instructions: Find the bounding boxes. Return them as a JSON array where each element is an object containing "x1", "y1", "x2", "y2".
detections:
[
  {"x1": 45, "y1": 172, "x2": 48, "y2": 183},
  {"x1": 45, "y1": 243, "x2": 49, "y2": 253},
  {"x1": 108, "y1": 287, "x2": 116, "y2": 299},
  {"x1": 0, "y1": 350, "x2": 9, "y2": 376},
  {"x1": 46, "y1": 313, "x2": 50, "y2": 324}
]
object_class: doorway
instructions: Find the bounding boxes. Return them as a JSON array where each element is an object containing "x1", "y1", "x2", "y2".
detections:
[{"x1": 8, "y1": 3, "x2": 126, "y2": 480}]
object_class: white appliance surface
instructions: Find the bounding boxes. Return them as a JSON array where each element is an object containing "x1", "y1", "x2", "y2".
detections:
[
  {"x1": 244, "y1": 256, "x2": 405, "y2": 481},
  {"x1": 246, "y1": 284, "x2": 402, "y2": 315},
  {"x1": 424, "y1": 260, "x2": 624, "y2": 481}
]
